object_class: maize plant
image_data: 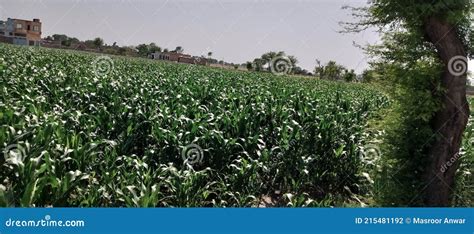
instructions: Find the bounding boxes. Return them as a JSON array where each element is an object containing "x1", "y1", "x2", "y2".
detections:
[{"x1": 0, "y1": 44, "x2": 389, "y2": 207}]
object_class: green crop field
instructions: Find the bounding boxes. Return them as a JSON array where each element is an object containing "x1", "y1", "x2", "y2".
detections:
[
  {"x1": 456, "y1": 97, "x2": 474, "y2": 205},
  {"x1": 0, "y1": 44, "x2": 389, "y2": 207}
]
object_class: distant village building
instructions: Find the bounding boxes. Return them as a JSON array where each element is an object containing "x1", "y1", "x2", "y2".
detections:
[
  {"x1": 150, "y1": 51, "x2": 207, "y2": 65},
  {"x1": 0, "y1": 18, "x2": 42, "y2": 46}
]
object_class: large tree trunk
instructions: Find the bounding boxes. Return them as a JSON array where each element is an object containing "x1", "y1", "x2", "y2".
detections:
[{"x1": 422, "y1": 17, "x2": 470, "y2": 206}]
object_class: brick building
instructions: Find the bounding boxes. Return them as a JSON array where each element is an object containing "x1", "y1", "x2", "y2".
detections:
[
  {"x1": 150, "y1": 51, "x2": 207, "y2": 65},
  {"x1": 0, "y1": 18, "x2": 42, "y2": 46}
]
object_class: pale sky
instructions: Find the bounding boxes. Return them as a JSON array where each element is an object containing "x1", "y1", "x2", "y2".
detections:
[
  {"x1": 0, "y1": 0, "x2": 382, "y2": 72},
  {"x1": 0, "y1": 0, "x2": 472, "y2": 75},
  {"x1": 469, "y1": 60, "x2": 474, "y2": 84}
]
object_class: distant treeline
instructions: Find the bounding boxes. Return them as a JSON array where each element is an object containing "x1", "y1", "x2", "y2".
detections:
[
  {"x1": 43, "y1": 34, "x2": 378, "y2": 82},
  {"x1": 42, "y1": 34, "x2": 243, "y2": 68}
]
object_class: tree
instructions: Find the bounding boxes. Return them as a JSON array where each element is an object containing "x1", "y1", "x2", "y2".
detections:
[
  {"x1": 246, "y1": 62, "x2": 253, "y2": 71},
  {"x1": 314, "y1": 59, "x2": 324, "y2": 78},
  {"x1": 174, "y1": 46, "x2": 183, "y2": 53},
  {"x1": 293, "y1": 66, "x2": 311, "y2": 76},
  {"x1": 257, "y1": 51, "x2": 298, "y2": 74},
  {"x1": 344, "y1": 0, "x2": 473, "y2": 206},
  {"x1": 48, "y1": 34, "x2": 79, "y2": 47},
  {"x1": 261, "y1": 51, "x2": 278, "y2": 71},
  {"x1": 118, "y1": 47, "x2": 127, "y2": 56},
  {"x1": 260, "y1": 51, "x2": 286, "y2": 71},
  {"x1": 136, "y1": 44, "x2": 149, "y2": 57},
  {"x1": 93, "y1": 37, "x2": 104, "y2": 49},
  {"x1": 252, "y1": 58, "x2": 265, "y2": 72},
  {"x1": 326, "y1": 61, "x2": 345, "y2": 80},
  {"x1": 360, "y1": 69, "x2": 376, "y2": 83},
  {"x1": 287, "y1": 55, "x2": 298, "y2": 68},
  {"x1": 343, "y1": 69, "x2": 356, "y2": 82},
  {"x1": 148, "y1": 43, "x2": 161, "y2": 53},
  {"x1": 135, "y1": 43, "x2": 161, "y2": 57},
  {"x1": 61, "y1": 40, "x2": 72, "y2": 47},
  {"x1": 207, "y1": 51, "x2": 213, "y2": 58},
  {"x1": 315, "y1": 60, "x2": 345, "y2": 80},
  {"x1": 51, "y1": 34, "x2": 68, "y2": 42}
]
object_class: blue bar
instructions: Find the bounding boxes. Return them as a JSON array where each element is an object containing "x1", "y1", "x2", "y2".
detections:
[{"x1": 0, "y1": 208, "x2": 472, "y2": 234}]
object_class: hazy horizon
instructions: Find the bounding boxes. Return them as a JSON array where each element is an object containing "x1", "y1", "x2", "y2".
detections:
[
  {"x1": 0, "y1": 0, "x2": 384, "y2": 73},
  {"x1": 0, "y1": 0, "x2": 472, "y2": 76}
]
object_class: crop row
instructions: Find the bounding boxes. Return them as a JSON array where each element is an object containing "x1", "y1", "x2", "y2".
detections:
[{"x1": 0, "y1": 44, "x2": 389, "y2": 207}]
